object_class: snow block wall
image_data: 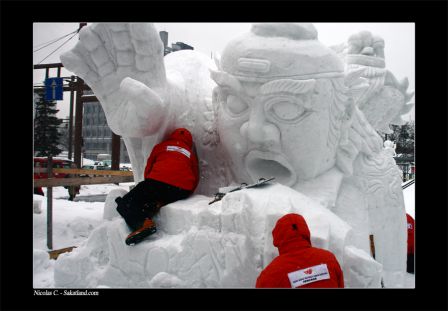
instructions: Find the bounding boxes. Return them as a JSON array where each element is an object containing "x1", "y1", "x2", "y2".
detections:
[{"x1": 54, "y1": 184, "x2": 381, "y2": 288}]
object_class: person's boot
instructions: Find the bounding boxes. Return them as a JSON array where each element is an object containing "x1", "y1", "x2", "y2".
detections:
[{"x1": 125, "y1": 218, "x2": 157, "y2": 245}]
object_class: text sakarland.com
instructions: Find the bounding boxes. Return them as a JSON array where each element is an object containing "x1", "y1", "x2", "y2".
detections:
[{"x1": 34, "y1": 289, "x2": 99, "y2": 296}]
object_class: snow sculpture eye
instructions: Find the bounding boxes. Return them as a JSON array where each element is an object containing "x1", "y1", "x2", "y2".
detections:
[
  {"x1": 266, "y1": 97, "x2": 308, "y2": 123},
  {"x1": 225, "y1": 95, "x2": 249, "y2": 116}
]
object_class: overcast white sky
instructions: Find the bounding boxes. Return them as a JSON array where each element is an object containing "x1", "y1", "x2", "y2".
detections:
[{"x1": 33, "y1": 23, "x2": 415, "y2": 120}]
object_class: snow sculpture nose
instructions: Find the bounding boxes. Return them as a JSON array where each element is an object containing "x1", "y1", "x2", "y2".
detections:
[{"x1": 240, "y1": 104, "x2": 280, "y2": 147}]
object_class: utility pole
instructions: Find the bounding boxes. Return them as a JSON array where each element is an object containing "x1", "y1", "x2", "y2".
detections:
[
  {"x1": 73, "y1": 22, "x2": 87, "y2": 167},
  {"x1": 73, "y1": 77, "x2": 84, "y2": 168},
  {"x1": 47, "y1": 157, "x2": 53, "y2": 250},
  {"x1": 68, "y1": 75, "x2": 75, "y2": 160},
  {"x1": 78, "y1": 22, "x2": 87, "y2": 31},
  {"x1": 111, "y1": 133, "x2": 121, "y2": 170}
]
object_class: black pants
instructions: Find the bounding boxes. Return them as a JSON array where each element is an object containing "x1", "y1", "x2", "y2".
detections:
[
  {"x1": 116, "y1": 179, "x2": 191, "y2": 230},
  {"x1": 407, "y1": 253, "x2": 414, "y2": 274}
]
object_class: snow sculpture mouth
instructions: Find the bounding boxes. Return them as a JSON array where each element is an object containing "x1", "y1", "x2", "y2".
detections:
[{"x1": 245, "y1": 150, "x2": 297, "y2": 187}]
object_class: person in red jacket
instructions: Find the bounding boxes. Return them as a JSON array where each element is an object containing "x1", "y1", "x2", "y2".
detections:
[
  {"x1": 256, "y1": 213, "x2": 344, "y2": 288},
  {"x1": 115, "y1": 128, "x2": 199, "y2": 245},
  {"x1": 406, "y1": 213, "x2": 415, "y2": 274}
]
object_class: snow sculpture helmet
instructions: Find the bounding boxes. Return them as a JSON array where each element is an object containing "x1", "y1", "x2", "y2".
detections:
[{"x1": 220, "y1": 23, "x2": 345, "y2": 82}]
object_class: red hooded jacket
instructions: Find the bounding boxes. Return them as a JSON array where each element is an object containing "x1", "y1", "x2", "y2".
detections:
[
  {"x1": 256, "y1": 213, "x2": 344, "y2": 288},
  {"x1": 406, "y1": 214, "x2": 415, "y2": 255},
  {"x1": 144, "y1": 128, "x2": 199, "y2": 191}
]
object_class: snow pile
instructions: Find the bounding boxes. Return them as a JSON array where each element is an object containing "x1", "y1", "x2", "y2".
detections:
[
  {"x1": 33, "y1": 195, "x2": 43, "y2": 214},
  {"x1": 54, "y1": 183, "x2": 382, "y2": 288},
  {"x1": 33, "y1": 199, "x2": 104, "y2": 251},
  {"x1": 33, "y1": 184, "x2": 129, "y2": 287},
  {"x1": 403, "y1": 181, "x2": 415, "y2": 218},
  {"x1": 33, "y1": 249, "x2": 56, "y2": 288},
  {"x1": 33, "y1": 199, "x2": 101, "y2": 288}
]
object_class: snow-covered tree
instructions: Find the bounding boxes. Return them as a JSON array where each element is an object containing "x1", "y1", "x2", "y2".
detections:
[
  {"x1": 34, "y1": 93, "x2": 63, "y2": 157},
  {"x1": 388, "y1": 121, "x2": 415, "y2": 158}
]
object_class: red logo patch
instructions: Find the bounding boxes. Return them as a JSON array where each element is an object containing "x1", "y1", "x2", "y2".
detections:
[{"x1": 304, "y1": 268, "x2": 313, "y2": 275}]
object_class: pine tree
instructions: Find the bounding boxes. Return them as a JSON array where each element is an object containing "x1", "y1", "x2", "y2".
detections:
[
  {"x1": 387, "y1": 121, "x2": 415, "y2": 158},
  {"x1": 34, "y1": 93, "x2": 63, "y2": 157}
]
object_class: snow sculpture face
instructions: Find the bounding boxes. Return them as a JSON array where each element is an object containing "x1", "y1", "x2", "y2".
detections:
[{"x1": 212, "y1": 23, "x2": 350, "y2": 185}]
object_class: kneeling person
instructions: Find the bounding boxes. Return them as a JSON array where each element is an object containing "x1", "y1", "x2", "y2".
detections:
[
  {"x1": 116, "y1": 128, "x2": 199, "y2": 245},
  {"x1": 256, "y1": 213, "x2": 344, "y2": 288}
]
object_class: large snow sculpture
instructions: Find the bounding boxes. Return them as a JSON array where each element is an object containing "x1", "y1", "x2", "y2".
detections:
[{"x1": 59, "y1": 23, "x2": 411, "y2": 288}]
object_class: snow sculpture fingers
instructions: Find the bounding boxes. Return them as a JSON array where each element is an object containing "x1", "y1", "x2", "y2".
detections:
[
  {"x1": 347, "y1": 30, "x2": 385, "y2": 59},
  {"x1": 342, "y1": 30, "x2": 414, "y2": 136},
  {"x1": 60, "y1": 23, "x2": 169, "y2": 137}
]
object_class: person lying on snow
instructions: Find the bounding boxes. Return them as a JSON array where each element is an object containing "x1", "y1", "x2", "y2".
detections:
[
  {"x1": 256, "y1": 213, "x2": 344, "y2": 288},
  {"x1": 115, "y1": 128, "x2": 199, "y2": 245}
]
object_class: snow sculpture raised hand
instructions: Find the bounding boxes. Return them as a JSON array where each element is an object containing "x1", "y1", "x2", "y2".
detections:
[
  {"x1": 61, "y1": 23, "x2": 168, "y2": 138},
  {"x1": 343, "y1": 30, "x2": 414, "y2": 134},
  {"x1": 347, "y1": 30, "x2": 385, "y2": 60}
]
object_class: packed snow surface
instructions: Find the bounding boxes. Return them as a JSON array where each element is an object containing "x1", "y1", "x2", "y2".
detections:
[{"x1": 33, "y1": 183, "x2": 132, "y2": 288}]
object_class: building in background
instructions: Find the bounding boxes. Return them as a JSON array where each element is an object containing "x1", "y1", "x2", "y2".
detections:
[
  {"x1": 82, "y1": 99, "x2": 130, "y2": 163},
  {"x1": 160, "y1": 31, "x2": 194, "y2": 56}
]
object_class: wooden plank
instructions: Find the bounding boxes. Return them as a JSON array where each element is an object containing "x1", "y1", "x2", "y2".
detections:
[
  {"x1": 33, "y1": 62, "x2": 64, "y2": 69},
  {"x1": 48, "y1": 246, "x2": 77, "y2": 260},
  {"x1": 34, "y1": 175, "x2": 134, "y2": 187},
  {"x1": 34, "y1": 84, "x2": 91, "y2": 92},
  {"x1": 34, "y1": 167, "x2": 133, "y2": 176},
  {"x1": 81, "y1": 95, "x2": 99, "y2": 102},
  {"x1": 52, "y1": 168, "x2": 133, "y2": 176}
]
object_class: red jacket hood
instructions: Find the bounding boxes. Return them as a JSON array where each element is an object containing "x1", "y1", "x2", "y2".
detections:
[
  {"x1": 168, "y1": 128, "x2": 193, "y2": 148},
  {"x1": 272, "y1": 213, "x2": 312, "y2": 255}
]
